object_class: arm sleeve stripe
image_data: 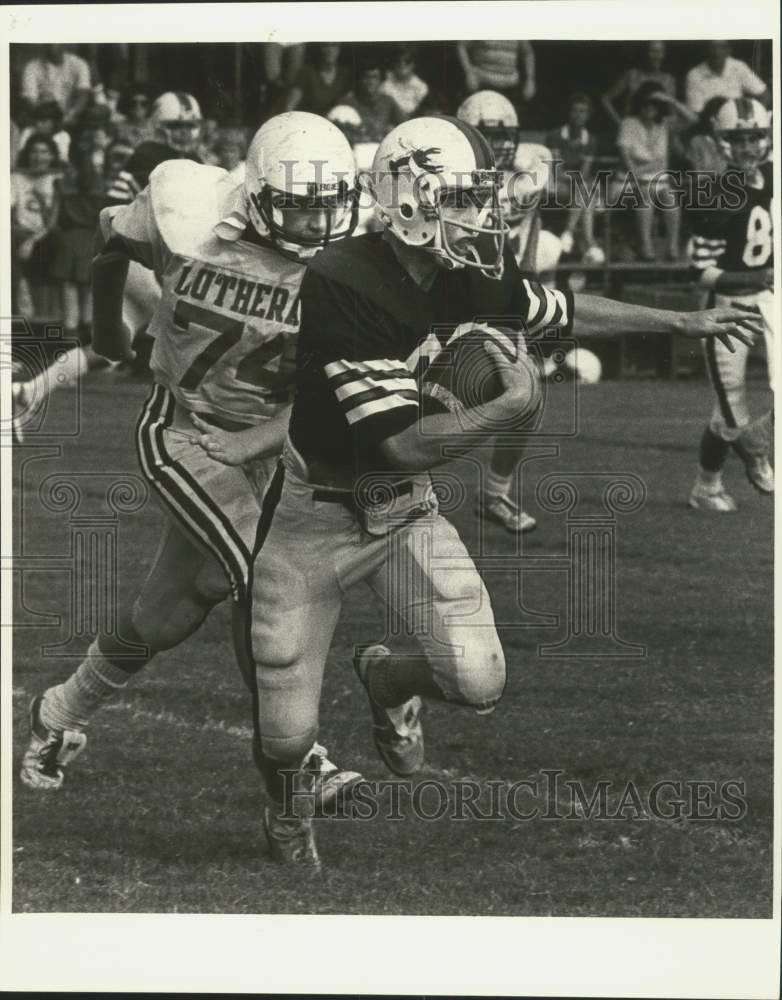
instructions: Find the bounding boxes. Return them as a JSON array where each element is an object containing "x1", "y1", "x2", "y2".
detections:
[
  {"x1": 324, "y1": 358, "x2": 409, "y2": 379},
  {"x1": 345, "y1": 393, "x2": 419, "y2": 427},
  {"x1": 522, "y1": 278, "x2": 546, "y2": 327},
  {"x1": 325, "y1": 363, "x2": 413, "y2": 389},
  {"x1": 335, "y1": 375, "x2": 418, "y2": 402}
]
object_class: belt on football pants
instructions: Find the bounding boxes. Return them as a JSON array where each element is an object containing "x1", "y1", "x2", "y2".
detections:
[
  {"x1": 311, "y1": 480, "x2": 414, "y2": 507},
  {"x1": 195, "y1": 411, "x2": 255, "y2": 432}
]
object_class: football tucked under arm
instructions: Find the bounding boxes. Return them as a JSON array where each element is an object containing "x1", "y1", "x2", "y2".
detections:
[{"x1": 420, "y1": 323, "x2": 543, "y2": 430}]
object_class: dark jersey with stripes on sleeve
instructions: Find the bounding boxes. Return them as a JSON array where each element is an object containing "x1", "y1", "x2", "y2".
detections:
[
  {"x1": 288, "y1": 231, "x2": 574, "y2": 487},
  {"x1": 689, "y1": 161, "x2": 773, "y2": 292}
]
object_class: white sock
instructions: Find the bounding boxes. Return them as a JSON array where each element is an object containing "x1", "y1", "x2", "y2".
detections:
[
  {"x1": 696, "y1": 467, "x2": 723, "y2": 489},
  {"x1": 40, "y1": 639, "x2": 132, "y2": 731},
  {"x1": 484, "y1": 469, "x2": 514, "y2": 500}
]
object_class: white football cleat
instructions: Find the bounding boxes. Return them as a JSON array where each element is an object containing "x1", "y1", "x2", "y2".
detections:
[
  {"x1": 688, "y1": 482, "x2": 738, "y2": 513},
  {"x1": 480, "y1": 495, "x2": 537, "y2": 534},
  {"x1": 354, "y1": 644, "x2": 425, "y2": 776},
  {"x1": 20, "y1": 695, "x2": 87, "y2": 790},
  {"x1": 307, "y1": 742, "x2": 364, "y2": 816},
  {"x1": 743, "y1": 456, "x2": 774, "y2": 494}
]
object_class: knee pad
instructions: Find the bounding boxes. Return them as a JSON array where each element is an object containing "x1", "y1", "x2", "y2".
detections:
[{"x1": 455, "y1": 643, "x2": 507, "y2": 713}]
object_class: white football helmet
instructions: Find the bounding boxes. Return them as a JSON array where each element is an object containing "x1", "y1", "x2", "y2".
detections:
[
  {"x1": 327, "y1": 104, "x2": 364, "y2": 146},
  {"x1": 244, "y1": 111, "x2": 358, "y2": 261},
  {"x1": 714, "y1": 98, "x2": 771, "y2": 170},
  {"x1": 457, "y1": 90, "x2": 519, "y2": 169},
  {"x1": 502, "y1": 143, "x2": 552, "y2": 224},
  {"x1": 371, "y1": 116, "x2": 507, "y2": 279},
  {"x1": 150, "y1": 91, "x2": 202, "y2": 152}
]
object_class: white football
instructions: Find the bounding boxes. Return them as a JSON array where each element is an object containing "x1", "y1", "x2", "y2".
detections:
[{"x1": 563, "y1": 347, "x2": 602, "y2": 385}]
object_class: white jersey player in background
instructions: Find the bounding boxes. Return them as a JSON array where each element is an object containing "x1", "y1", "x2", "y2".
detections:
[
  {"x1": 457, "y1": 90, "x2": 562, "y2": 534},
  {"x1": 21, "y1": 112, "x2": 363, "y2": 813}
]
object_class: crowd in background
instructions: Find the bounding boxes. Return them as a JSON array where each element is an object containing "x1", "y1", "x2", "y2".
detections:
[{"x1": 10, "y1": 40, "x2": 773, "y2": 326}]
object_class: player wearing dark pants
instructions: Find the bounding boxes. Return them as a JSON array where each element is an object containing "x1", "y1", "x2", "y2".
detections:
[
  {"x1": 236, "y1": 116, "x2": 760, "y2": 867},
  {"x1": 687, "y1": 97, "x2": 775, "y2": 512}
]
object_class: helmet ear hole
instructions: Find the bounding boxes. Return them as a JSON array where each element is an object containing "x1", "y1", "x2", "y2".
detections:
[{"x1": 399, "y1": 202, "x2": 415, "y2": 220}]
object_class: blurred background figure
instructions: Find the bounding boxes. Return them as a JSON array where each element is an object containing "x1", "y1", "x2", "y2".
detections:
[
  {"x1": 285, "y1": 42, "x2": 351, "y2": 115},
  {"x1": 380, "y1": 44, "x2": 428, "y2": 116},
  {"x1": 115, "y1": 86, "x2": 153, "y2": 147},
  {"x1": 546, "y1": 92, "x2": 600, "y2": 259},
  {"x1": 16, "y1": 100, "x2": 71, "y2": 165},
  {"x1": 617, "y1": 82, "x2": 682, "y2": 261},
  {"x1": 456, "y1": 40, "x2": 536, "y2": 113},
  {"x1": 457, "y1": 89, "x2": 519, "y2": 169},
  {"x1": 685, "y1": 41, "x2": 768, "y2": 115},
  {"x1": 20, "y1": 44, "x2": 92, "y2": 126},
  {"x1": 682, "y1": 96, "x2": 728, "y2": 175},
  {"x1": 49, "y1": 131, "x2": 107, "y2": 343},
  {"x1": 341, "y1": 52, "x2": 403, "y2": 142},
  {"x1": 260, "y1": 41, "x2": 306, "y2": 116},
  {"x1": 601, "y1": 41, "x2": 676, "y2": 126},
  {"x1": 214, "y1": 126, "x2": 248, "y2": 182},
  {"x1": 11, "y1": 133, "x2": 62, "y2": 317}
]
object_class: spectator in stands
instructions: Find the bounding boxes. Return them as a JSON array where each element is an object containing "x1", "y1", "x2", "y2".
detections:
[
  {"x1": 20, "y1": 44, "x2": 91, "y2": 127},
  {"x1": 74, "y1": 104, "x2": 113, "y2": 171},
  {"x1": 260, "y1": 41, "x2": 306, "y2": 116},
  {"x1": 103, "y1": 137, "x2": 135, "y2": 192},
  {"x1": 340, "y1": 54, "x2": 404, "y2": 143},
  {"x1": 214, "y1": 127, "x2": 248, "y2": 182},
  {"x1": 617, "y1": 82, "x2": 681, "y2": 261},
  {"x1": 601, "y1": 41, "x2": 676, "y2": 127},
  {"x1": 683, "y1": 96, "x2": 728, "y2": 175},
  {"x1": 685, "y1": 41, "x2": 768, "y2": 115},
  {"x1": 115, "y1": 87, "x2": 153, "y2": 148},
  {"x1": 16, "y1": 100, "x2": 71, "y2": 166},
  {"x1": 546, "y1": 92, "x2": 600, "y2": 258},
  {"x1": 50, "y1": 136, "x2": 106, "y2": 342},
  {"x1": 456, "y1": 41, "x2": 535, "y2": 110},
  {"x1": 11, "y1": 134, "x2": 62, "y2": 317},
  {"x1": 285, "y1": 43, "x2": 352, "y2": 117},
  {"x1": 379, "y1": 45, "x2": 428, "y2": 117}
]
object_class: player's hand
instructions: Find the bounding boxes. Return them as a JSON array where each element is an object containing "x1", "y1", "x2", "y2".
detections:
[
  {"x1": 189, "y1": 414, "x2": 253, "y2": 466},
  {"x1": 483, "y1": 341, "x2": 542, "y2": 423},
  {"x1": 679, "y1": 305, "x2": 764, "y2": 353}
]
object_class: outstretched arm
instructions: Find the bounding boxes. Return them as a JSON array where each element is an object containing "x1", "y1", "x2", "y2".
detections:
[{"x1": 571, "y1": 293, "x2": 762, "y2": 352}]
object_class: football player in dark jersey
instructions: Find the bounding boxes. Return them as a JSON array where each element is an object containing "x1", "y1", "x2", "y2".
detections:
[
  {"x1": 688, "y1": 97, "x2": 774, "y2": 511},
  {"x1": 201, "y1": 116, "x2": 759, "y2": 866}
]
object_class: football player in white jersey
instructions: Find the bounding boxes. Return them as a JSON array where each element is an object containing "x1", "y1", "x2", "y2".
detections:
[
  {"x1": 687, "y1": 98, "x2": 775, "y2": 512},
  {"x1": 457, "y1": 91, "x2": 562, "y2": 535},
  {"x1": 21, "y1": 113, "x2": 363, "y2": 815}
]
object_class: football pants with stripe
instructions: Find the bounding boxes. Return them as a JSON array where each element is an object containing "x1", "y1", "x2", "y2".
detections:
[{"x1": 704, "y1": 290, "x2": 774, "y2": 445}]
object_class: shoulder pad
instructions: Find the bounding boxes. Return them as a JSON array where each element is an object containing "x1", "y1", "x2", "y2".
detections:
[{"x1": 148, "y1": 160, "x2": 231, "y2": 256}]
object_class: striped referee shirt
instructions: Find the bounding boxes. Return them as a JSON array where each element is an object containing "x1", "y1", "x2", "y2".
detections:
[{"x1": 289, "y1": 232, "x2": 573, "y2": 487}]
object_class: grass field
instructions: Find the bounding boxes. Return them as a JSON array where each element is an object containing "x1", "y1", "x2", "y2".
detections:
[{"x1": 11, "y1": 371, "x2": 774, "y2": 916}]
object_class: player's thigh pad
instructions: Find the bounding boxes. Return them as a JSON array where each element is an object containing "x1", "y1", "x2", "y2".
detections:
[
  {"x1": 705, "y1": 294, "x2": 753, "y2": 438},
  {"x1": 250, "y1": 476, "x2": 348, "y2": 759},
  {"x1": 131, "y1": 517, "x2": 229, "y2": 650},
  {"x1": 368, "y1": 514, "x2": 506, "y2": 712}
]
